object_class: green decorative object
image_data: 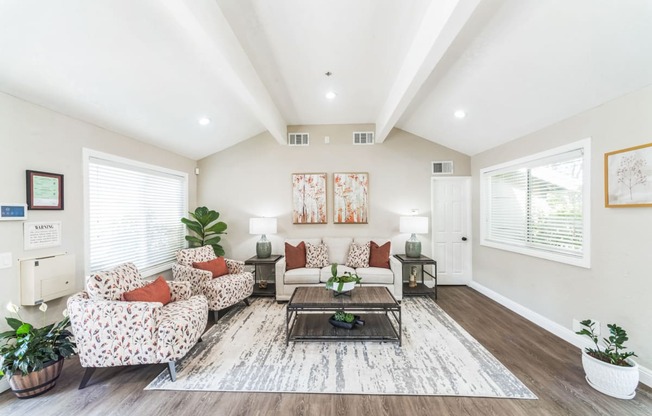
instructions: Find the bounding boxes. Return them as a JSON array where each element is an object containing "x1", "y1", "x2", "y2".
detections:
[
  {"x1": 181, "y1": 206, "x2": 227, "y2": 256},
  {"x1": 0, "y1": 302, "x2": 76, "y2": 398},
  {"x1": 325, "y1": 263, "x2": 361, "y2": 296},
  {"x1": 405, "y1": 239, "x2": 422, "y2": 258}
]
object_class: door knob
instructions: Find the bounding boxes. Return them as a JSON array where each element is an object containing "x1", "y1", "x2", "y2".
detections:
[{"x1": 461, "y1": 237, "x2": 467, "y2": 241}]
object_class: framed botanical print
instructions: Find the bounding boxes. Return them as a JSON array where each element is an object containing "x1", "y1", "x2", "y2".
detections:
[{"x1": 604, "y1": 143, "x2": 652, "y2": 207}]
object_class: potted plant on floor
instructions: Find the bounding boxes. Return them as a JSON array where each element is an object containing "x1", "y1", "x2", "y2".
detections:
[
  {"x1": 575, "y1": 319, "x2": 639, "y2": 399},
  {"x1": 325, "y1": 263, "x2": 361, "y2": 296},
  {"x1": 0, "y1": 302, "x2": 76, "y2": 399}
]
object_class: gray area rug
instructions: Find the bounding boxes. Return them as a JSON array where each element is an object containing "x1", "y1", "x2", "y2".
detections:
[{"x1": 146, "y1": 297, "x2": 536, "y2": 398}]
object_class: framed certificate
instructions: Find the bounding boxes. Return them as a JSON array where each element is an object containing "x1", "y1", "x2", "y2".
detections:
[{"x1": 26, "y1": 170, "x2": 64, "y2": 210}]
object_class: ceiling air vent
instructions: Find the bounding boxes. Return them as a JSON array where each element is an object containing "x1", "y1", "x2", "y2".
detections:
[
  {"x1": 353, "y1": 131, "x2": 374, "y2": 145},
  {"x1": 288, "y1": 133, "x2": 309, "y2": 146},
  {"x1": 432, "y1": 161, "x2": 454, "y2": 175}
]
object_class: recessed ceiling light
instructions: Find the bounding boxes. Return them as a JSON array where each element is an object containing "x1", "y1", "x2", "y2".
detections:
[
  {"x1": 198, "y1": 117, "x2": 211, "y2": 125},
  {"x1": 454, "y1": 110, "x2": 466, "y2": 119},
  {"x1": 325, "y1": 91, "x2": 336, "y2": 100}
]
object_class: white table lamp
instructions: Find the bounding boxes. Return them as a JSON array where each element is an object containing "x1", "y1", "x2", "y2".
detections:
[
  {"x1": 399, "y1": 216, "x2": 428, "y2": 258},
  {"x1": 249, "y1": 217, "x2": 277, "y2": 258}
]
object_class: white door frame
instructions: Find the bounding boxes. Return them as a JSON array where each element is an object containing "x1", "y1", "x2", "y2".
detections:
[{"x1": 431, "y1": 176, "x2": 472, "y2": 285}]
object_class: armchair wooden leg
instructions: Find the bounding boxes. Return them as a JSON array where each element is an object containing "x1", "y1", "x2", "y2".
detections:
[
  {"x1": 168, "y1": 362, "x2": 177, "y2": 382},
  {"x1": 243, "y1": 297, "x2": 250, "y2": 306},
  {"x1": 79, "y1": 367, "x2": 96, "y2": 390}
]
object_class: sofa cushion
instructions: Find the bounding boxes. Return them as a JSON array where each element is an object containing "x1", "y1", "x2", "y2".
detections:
[
  {"x1": 346, "y1": 241, "x2": 370, "y2": 268},
  {"x1": 319, "y1": 265, "x2": 356, "y2": 283},
  {"x1": 369, "y1": 241, "x2": 391, "y2": 269},
  {"x1": 122, "y1": 276, "x2": 171, "y2": 305},
  {"x1": 285, "y1": 241, "x2": 307, "y2": 270},
  {"x1": 354, "y1": 238, "x2": 392, "y2": 254},
  {"x1": 193, "y1": 257, "x2": 229, "y2": 278},
  {"x1": 285, "y1": 267, "x2": 321, "y2": 284},
  {"x1": 355, "y1": 267, "x2": 394, "y2": 284},
  {"x1": 306, "y1": 242, "x2": 330, "y2": 268},
  {"x1": 323, "y1": 237, "x2": 353, "y2": 265}
]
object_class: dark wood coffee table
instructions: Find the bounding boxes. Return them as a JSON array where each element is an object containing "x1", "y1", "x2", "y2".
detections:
[{"x1": 286, "y1": 286, "x2": 401, "y2": 345}]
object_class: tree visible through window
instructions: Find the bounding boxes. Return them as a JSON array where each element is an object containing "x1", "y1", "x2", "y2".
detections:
[{"x1": 480, "y1": 139, "x2": 591, "y2": 268}]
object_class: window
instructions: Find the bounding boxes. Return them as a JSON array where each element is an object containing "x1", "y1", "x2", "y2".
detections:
[
  {"x1": 480, "y1": 139, "x2": 591, "y2": 268},
  {"x1": 85, "y1": 150, "x2": 188, "y2": 275}
]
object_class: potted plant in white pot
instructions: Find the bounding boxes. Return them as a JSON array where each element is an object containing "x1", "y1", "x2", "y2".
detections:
[
  {"x1": 0, "y1": 302, "x2": 76, "y2": 399},
  {"x1": 576, "y1": 319, "x2": 638, "y2": 399},
  {"x1": 325, "y1": 263, "x2": 361, "y2": 296}
]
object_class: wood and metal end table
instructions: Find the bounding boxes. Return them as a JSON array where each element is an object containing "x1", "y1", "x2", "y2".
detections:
[
  {"x1": 394, "y1": 254, "x2": 438, "y2": 299},
  {"x1": 244, "y1": 254, "x2": 283, "y2": 297}
]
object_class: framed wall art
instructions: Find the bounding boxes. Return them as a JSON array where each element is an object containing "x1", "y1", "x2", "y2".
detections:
[
  {"x1": 292, "y1": 173, "x2": 327, "y2": 224},
  {"x1": 333, "y1": 172, "x2": 368, "y2": 224},
  {"x1": 604, "y1": 142, "x2": 652, "y2": 207},
  {"x1": 26, "y1": 170, "x2": 64, "y2": 210}
]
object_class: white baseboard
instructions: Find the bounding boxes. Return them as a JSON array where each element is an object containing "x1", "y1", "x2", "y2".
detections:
[
  {"x1": 468, "y1": 281, "x2": 652, "y2": 388},
  {"x1": 0, "y1": 378, "x2": 8, "y2": 393}
]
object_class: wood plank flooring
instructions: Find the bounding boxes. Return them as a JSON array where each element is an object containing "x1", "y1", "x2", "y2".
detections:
[{"x1": 1, "y1": 286, "x2": 650, "y2": 415}]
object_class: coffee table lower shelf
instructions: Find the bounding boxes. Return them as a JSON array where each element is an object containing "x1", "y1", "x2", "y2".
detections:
[{"x1": 287, "y1": 313, "x2": 401, "y2": 345}]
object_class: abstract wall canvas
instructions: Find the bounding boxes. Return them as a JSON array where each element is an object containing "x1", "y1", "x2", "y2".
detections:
[
  {"x1": 292, "y1": 173, "x2": 327, "y2": 224},
  {"x1": 605, "y1": 142, "x2": 652, "y2": 207},
  {"x1": 333, "y1": 172, "x2": 368, "y2": 224}
]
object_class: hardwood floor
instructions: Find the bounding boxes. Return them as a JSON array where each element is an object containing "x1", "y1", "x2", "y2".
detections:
[{"x1": 1, "y1": 286, "x2": 651, "y2": 415}]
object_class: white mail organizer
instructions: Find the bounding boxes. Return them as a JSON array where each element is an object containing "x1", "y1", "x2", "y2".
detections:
[{"x1": 20, "y1": 253, "x2": 76, "y2": 305}]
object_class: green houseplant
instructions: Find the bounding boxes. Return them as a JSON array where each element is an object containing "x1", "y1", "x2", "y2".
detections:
[
  {"x1": 0, "y1": 302, "x2": 76, "y2": 398},
  {"x1": 575, "y1": 319, "x2": 639, "y2": 399},
  {"x1": 325, "y1": 263, "x2": 361, "y2": 293},
  {"x1": 181, "y1": 206, "x2": 227, "y2": 256}
]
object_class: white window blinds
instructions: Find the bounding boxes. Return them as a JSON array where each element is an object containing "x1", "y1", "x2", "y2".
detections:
[
  {"x1": 87, "y1": 154, "x2": 187, "y2": 274},
  {"x1": 480, "y1": 139, "x2": 590, "y2": 267}
]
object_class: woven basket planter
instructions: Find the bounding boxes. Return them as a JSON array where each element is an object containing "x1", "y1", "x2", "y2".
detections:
[
  {"x1": 581, "y1": 351, "x2": 639, "y2": 399},
  {"x1": 8, "y1": 357, "x2": 64, "y2": 399}
]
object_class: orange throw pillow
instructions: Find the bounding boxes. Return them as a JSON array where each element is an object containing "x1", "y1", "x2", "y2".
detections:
[
  {"x1": 122, "y1": 276, "x2": 171, "y2": 305},
  {"x1": 285, "y1": 241, "x2": 306, "y2": 270},
  {"x1": 193, "y1": 257, "x2": 229, "y2": 278},
  {"x1": 369, "y1": 241, "x2": 391, "y2": 269}
]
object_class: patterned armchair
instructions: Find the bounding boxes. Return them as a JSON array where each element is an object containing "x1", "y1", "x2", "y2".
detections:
[
  {"x1": 172, "y1": 246, "x2": 253, "y2": 321},
  {"x1": 67, "y1": 262, "x2": 208, "y2": 389}
]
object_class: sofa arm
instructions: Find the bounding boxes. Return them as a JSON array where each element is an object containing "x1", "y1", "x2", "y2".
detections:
[
  {"x1": 167, "y1": 280, "x2": 192, "y2": 301},
  {"x1": 275, "y1": 258, "x2": 287, "y2": 295},
  {"x1": 225, "y1": 258, "x2": 244, "y2": 274},
  {"x1": 172, "y1": 263, "x2": 211, "y2": 295},
  {"x1": 67, "y1": 292, "x2": 160, "y2": 367},
  {"x1": 389, "y1": 256, "x2": 403, "y2": 301}
]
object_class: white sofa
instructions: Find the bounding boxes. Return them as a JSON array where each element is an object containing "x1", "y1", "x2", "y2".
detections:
[{"x1": 274, "y1": 237, "x2": 402, "y2": 301}]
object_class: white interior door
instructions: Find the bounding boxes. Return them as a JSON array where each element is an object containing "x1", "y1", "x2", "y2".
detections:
[{"x1": 431, "y1": 177, "x2": 472, "y2": 285}]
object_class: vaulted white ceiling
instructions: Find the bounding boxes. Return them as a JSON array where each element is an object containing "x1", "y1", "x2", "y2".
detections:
[{"x1": 1, "y1": 0, "x2": 651, "y2": 160}]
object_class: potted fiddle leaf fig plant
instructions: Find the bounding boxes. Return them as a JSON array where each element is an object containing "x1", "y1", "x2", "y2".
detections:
[
  {"x1": 0, "y1": 302, "x2": 76, "y2": 399},
  {"x1": 325, "y1": 263, "x2": 361, "y2": 295},
  {"x1": 575, "y1": 319, "x2": 639, "y2": 399},
  {"x1": 181, "y1": 206, "x2": 227, "y2": 256}
]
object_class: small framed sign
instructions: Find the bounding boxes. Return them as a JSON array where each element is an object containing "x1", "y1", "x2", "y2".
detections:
[{"x1": 26, "y1": 170, "x2": 64, "y2": 210}]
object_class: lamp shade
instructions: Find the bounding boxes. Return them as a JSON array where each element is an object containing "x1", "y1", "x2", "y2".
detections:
[
  {"x1": 249, "y1": 217, "x2": 277, "y2": 235},
  {"x1": 399, "y1": 216, "x2": 428, "y2": 234}
]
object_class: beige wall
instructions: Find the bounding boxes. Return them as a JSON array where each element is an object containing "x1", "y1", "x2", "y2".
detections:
[
  {"x1": 471, "y1": 86, "x2": 652, "y2": 369},
  {"x1": 0, "y1": 92, "x2": 197, "y2": 329},
  {"x1": 197, "y1": 125, "x2": 470, "y2": 261}
]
